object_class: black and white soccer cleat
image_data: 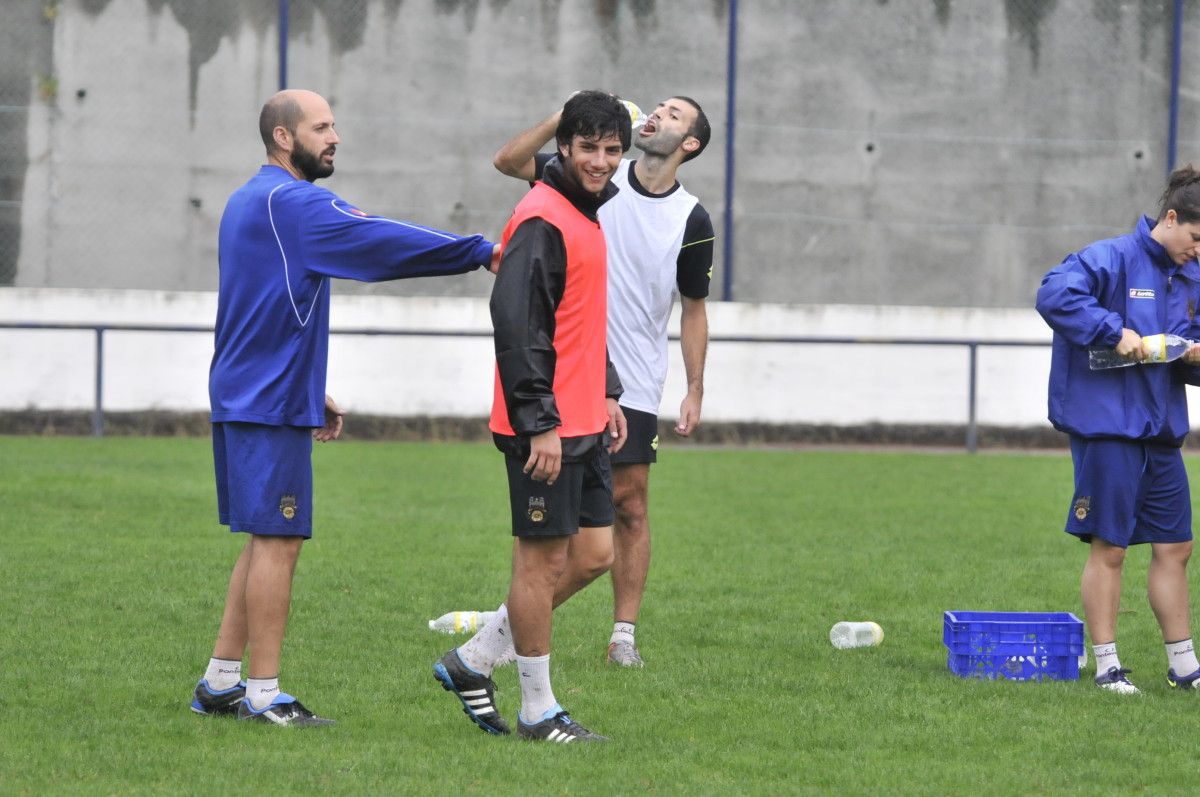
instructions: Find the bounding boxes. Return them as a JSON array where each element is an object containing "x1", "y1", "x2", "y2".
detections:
[
  {"x1": 433, "y1": 649, "x2": 510, "y2": 735},
  {"x1": 236, "y1": 693, "x2": 335, "y2": 727}
]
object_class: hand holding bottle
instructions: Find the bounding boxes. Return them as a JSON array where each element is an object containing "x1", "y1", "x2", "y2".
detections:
[
  {"x1": 1116, "y1": 328, "x2": 1146, "y2": 362},
  {"x1": 1089, "y1": 330, "x2": 1200, "y2": 369}
]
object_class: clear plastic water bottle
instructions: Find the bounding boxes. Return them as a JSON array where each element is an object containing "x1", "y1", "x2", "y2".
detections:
[
  {"x1": 1089, "y1": 333, "x2": 1196, "y2": 370},
  {"x1": 621, "y1": 99, "x2": 647, "y2": 131},
  {"x1": 428, "y1": 610, "x2": 496, "y2": 634},
  {"x1": 829, "y1": 621, "x2": 884, "y2": 649}
]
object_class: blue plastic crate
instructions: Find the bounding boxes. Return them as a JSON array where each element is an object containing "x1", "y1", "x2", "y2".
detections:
[{"x1": 943, "y1": 610, "x2": 1084, "y2": 681}]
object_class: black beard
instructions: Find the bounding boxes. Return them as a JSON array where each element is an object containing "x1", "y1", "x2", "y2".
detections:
[
  {"x1": 291, "y1": 144, "x2": 334, "y2": 182},
  {"x1": 635, "y1": 129, "x2": 685, "y2": 158}
]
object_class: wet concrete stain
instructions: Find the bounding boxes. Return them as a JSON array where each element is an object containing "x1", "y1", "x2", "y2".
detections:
[{"x1": 1, "y1": 2, "x2": 55, "y2": 284}]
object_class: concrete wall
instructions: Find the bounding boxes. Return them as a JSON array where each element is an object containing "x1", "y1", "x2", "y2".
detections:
[{"x1": 5, "y1": 0, "x2": 1199, "y2": 307}]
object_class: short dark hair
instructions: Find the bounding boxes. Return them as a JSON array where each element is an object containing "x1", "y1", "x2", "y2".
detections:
[
  {"x1": 673, "y1": 95, "x2": 710, "y2": 163},
  {"x1": 259, "y1": 95, "x2": 304, "y2": 152},
  {"x1": 555, "y1": 90, "x2": 631, "y2": 154},
  {"x1": 1159, "y1": 164, "x2": 1200, "y2": 223}
]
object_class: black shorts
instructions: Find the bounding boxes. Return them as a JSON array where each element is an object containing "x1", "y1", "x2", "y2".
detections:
[
  {"x1": 611, "y1": 406, "x2": 658, "y2": 466},
  {"x1": 503, "y1": 444, "x2": 614, "y2": 537}
]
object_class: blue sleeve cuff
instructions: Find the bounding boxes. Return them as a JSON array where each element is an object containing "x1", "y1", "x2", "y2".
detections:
[{"x1": 472, "y1": 239, "x2": 495, "y2": 268}]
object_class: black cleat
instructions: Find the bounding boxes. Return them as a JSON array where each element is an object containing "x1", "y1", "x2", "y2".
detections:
[
  {"x1": 433, "y1": 649, "x2": 510, "y2": 735},
  {"x1": 190, "y1": 679, "x2": 247, "y2": 716},
  {"x1": 517, "y1": 708, "x2": 608, "y2": 743},
  {"x1": 236, "y1": 693, "x2": 335, "y2": 727}
]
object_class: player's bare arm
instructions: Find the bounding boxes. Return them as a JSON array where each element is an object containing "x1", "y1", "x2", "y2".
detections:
[
  {"x1": 676, "y1": 295, "x2": 708, "y2": 436},
  {"x1": 492, "y1": 110, "x2": 561, "y2": 181}
]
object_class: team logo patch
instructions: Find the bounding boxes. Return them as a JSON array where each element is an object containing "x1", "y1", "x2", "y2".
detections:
[
  {"x1": 1073, "y1": 496, "x2": 1090, "y2": 522},
  {"x1": 527, "y1": 496, "x2": 546, "y2": 524},
  {"x1": 1190, "y1": 299, "x2": 1196, "y2": 321},
  {"x1": 279, "y1": 494, "x2": 297, "y2": 520},
  {"x1": 1129, "y1": 289, "x2": 1155, "y2": 299},
  {"x1": 650, "y1": 434, "x2": 660, "y2": 452}
]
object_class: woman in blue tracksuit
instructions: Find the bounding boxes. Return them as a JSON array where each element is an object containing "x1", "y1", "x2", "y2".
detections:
[{"x1": 1036, "y1": 165, "x2": 1200, "y2": 694}]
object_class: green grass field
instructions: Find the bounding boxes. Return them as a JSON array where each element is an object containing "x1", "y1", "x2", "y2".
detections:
[{"x1": 4, "y1": 436, "x2": 1200, "y2": 795}]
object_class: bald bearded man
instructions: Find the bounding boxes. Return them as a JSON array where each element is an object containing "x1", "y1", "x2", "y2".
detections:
[{"x1": 191, "y1": 90, "x2": 498, "y2": 727}]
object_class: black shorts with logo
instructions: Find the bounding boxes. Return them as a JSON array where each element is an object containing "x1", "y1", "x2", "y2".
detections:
[
  {"x1": 610, "y1": 406, "x2": 658, "y2": 466},
  {"x1": 503, "y1": 443, "x2": 614, "y2": 537}
]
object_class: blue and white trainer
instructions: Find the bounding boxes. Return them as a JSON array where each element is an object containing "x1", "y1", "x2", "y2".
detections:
[
  {"x1": 1167, "y1": 668, "x2": 1200, "y2": 689},
  {"x1": 236, "y1": 693, "x2": 335, "y2": 726},
  {"x1": 517, "y1": 707, "x2": 608, "y2": 743},
  {"x1": 190, "y1": 679, "x2": 247, "y2": 716},
  {"x1": 1095, "y1": 666, "x2": 1140, "y2": 694}
]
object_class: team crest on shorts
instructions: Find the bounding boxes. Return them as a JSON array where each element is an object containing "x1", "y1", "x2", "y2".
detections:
[
  {"x1": 279, "y1": 494, "x2": 297, "y2": 520},
  {"x1": 527, "y1": 496, "x2": 546, "y2": 524},
  {"x1": 1073, "y1": 496, "x2": 1090, "y2": 522}
]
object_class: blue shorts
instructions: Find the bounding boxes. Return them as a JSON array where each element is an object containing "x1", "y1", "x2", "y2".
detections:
[
  {"x1": 212, "y1": 421, "x2": 313, "y2": 538},
  {"x1": 1065, "y1": 437, "x2": 1192, "y2": 548}
]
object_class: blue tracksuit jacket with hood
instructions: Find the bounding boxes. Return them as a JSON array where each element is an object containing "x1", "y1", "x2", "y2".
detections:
[{"x1": 1036, "y1": 215, "x2": 1200, "y2": 445}]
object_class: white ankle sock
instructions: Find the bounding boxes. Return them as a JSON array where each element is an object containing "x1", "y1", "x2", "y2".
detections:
[
  {"x1": 1093, "y1": 642, "x2": 1120, "y2": 674},
  {"x1": 246, "y1": 677, "x2": 281, "y2": 710},
  {"x1": 1166, "y1": 638, "x2": 1200, "y2": 676},
  {"x1": 610, "y1": 621, "x2": 636, "y2": 646},
  {"x1": 458, "y1": 604, "x2": 510, "y2": 676},
  {"x1": 204, "y1": 657, "x2": 242, "y2": 690},
  {"x1": 516, "y1": 654, "x2": 558, "y2": 724}
]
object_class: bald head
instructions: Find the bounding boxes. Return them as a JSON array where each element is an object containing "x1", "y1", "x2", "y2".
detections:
[
  {"x1": 259, "y1": 90, "x2": 339, "y2": 182},
  {"x1": 259, "y1": 90, "x2": 329, "y2": 154}
]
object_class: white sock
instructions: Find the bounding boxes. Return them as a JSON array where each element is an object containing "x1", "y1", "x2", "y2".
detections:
[
  {"x1": 246, "y1": 677, "x2": 281, "y2": 710},
  {"x1": 610, "y1": 621, "x2": 636, "y2": 646},
  {"x1": 516, "y1": 654, "x2": 558, "y2": 724},
  {"x1": 458, "y1": 604, "x2": 510, "y2": 676},
  {"x1": 1166, "y1": 638, "x2": 1200, "y2": 676},
  {"x1": 1093, "y1": 642, "x2": 1120, "y2": 674},
  {"x1": 204, "y1": 657, "x2": 242, "y2": 690}
]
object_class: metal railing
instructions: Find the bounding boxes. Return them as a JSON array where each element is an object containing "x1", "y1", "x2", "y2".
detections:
[{"x1": 0, "y1": 321, "x2": 1053, "y2": 452}]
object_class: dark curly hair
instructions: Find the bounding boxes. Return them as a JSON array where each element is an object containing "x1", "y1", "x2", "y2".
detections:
[{"x1": 555, "y1": 90, "x2": 631, "y2": 154}]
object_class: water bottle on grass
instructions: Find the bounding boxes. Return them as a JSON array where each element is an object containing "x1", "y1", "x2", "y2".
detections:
[
  {"x1": 829, "y1": 621, "x2": 884, "y2": 649},
  {"x1": 428, "y1": 611, "x2": 496, "y2": 634}
]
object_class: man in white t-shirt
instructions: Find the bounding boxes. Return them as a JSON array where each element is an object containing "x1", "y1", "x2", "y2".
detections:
[{"x1": 487, "y1": 94, "x2": 715, "y2": 667}]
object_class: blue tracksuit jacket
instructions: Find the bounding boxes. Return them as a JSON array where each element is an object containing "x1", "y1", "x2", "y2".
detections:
[
  {"x1": 210, "y1": 165, "x2": 494, "y2": 427},
  {"x1": 1036, "y1": 215, "x2": 1200, "y2": 445}
]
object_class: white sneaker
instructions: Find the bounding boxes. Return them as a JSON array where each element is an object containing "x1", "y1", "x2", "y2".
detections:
[
  {"x1": 1094, "y1": 666, "x2": 1140, "y2": 694},
  {"x1": 606, "y1": 640, "x2": 644, "y2": 668}
]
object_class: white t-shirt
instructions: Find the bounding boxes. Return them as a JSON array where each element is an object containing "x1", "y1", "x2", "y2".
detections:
[{"x1": 599, "y1": 159, "x2": 712, "y2": 415}]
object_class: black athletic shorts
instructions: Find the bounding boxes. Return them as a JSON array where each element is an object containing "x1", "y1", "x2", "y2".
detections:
[
  {"x1": 503, "y1": 444, "x2": 614, "y2": 537},
  {"x1": 610, "y1": 406, "x2": 658, "y2": 466}
]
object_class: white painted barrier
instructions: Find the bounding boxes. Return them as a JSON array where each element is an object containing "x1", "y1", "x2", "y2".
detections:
[{"x1": 0, "y1": 287, "x2": 1072, "y2": 428}]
